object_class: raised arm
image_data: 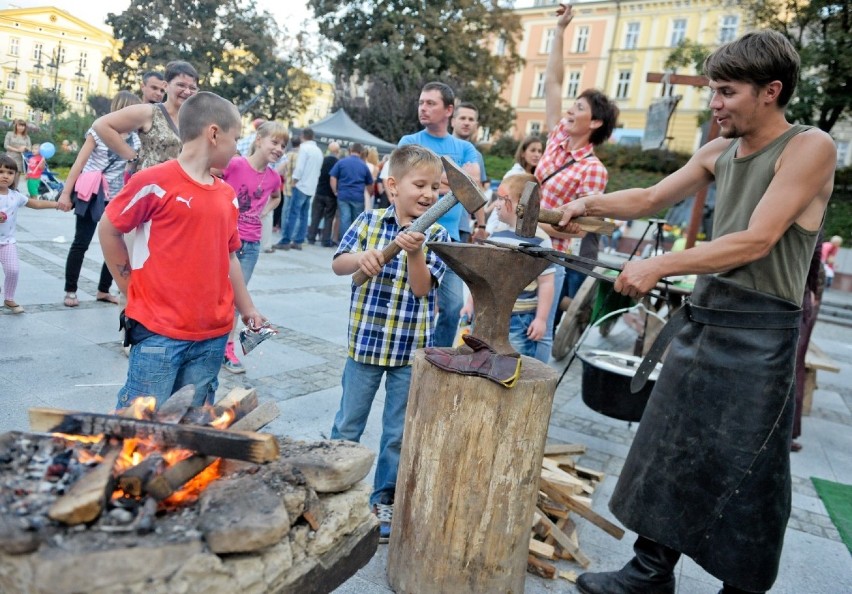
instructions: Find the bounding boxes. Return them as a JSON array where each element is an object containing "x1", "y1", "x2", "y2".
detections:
[
  {"x1": 92, "y1": 104, "x2": 154, "y2": 161},
  {"x1": 545, "y1": 4, "x2": 574, "y2": 132},
  {"x1": 57, "y1": 134, "x2": 98, "y2": 212}
]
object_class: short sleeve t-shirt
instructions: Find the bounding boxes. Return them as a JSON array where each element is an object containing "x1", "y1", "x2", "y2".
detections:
[
  {"x1": 104, "y1": 160, "x2": 241, "y2": 341},
  {"x1": 0, "y1": 190, "x2": 28, "y2": 244},
  {"x1": 222, "y1": 156, "x2": 282, "y2": 242}
]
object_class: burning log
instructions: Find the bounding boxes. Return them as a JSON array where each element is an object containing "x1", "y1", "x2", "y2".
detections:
[
  {"x1": 117, "y1": 454, "x2": 165, "y2": 498},
  {"x1": 47, "y1": 447, "x2": 121, "y2": 525},
  {"x1": 215, "y1": 387, "x2": 259, "y2": 422},
  {"x1": 29, "y1": 408, "x2": 279, "y2": 464}
]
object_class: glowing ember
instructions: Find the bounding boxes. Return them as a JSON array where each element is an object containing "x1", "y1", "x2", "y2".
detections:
[{"x1": 164, "y1": 459, "x2": 222, "y2": 506}]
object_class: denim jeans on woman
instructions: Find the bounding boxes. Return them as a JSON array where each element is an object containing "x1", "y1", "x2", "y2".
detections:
[
  {"x1": 278, "y1": 187, "x2": 311, "y2": 246},
  {"x1": 330, "y1": 358, "x2": 412, "y2": 506}
]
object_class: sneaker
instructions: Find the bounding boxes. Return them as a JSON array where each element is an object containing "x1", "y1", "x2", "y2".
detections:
[
  {"x1": 221, "y1": 341, "x2": 246, "y2": 374},
  {"x1": 273, "y1": 242, "x2": 291, "y2": 251},
  {"x1": 289, "y1": 243, "x2": 302, "y2": 251},
  {"x1": 373, "y1": 502, "x2": 393, "y2": 544}
]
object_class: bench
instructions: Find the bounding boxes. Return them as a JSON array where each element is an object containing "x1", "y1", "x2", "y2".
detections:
[{"x1": 803, "y1": 342, "x2": 840, "y2": 415}]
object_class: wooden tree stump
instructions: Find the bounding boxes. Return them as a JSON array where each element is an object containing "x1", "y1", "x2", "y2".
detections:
[{"x1": 387, "y1": 351, "x2": 558, "y2": 593}]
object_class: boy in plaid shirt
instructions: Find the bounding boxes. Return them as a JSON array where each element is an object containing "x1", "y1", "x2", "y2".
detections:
[{"x1": 331, "y1": 145, "x2": 448, "y2": 542}]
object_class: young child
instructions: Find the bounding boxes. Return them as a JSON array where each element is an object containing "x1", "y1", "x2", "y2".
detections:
[
  {"x1": 330, "y1": 144, "x2": 449, "y2": 542},
  {"x1": 0, "y1": 154, "x2": 60, "y2": 313},
  {"x1": 25, "y1": 144, "x2": 46, "y2": 199},
  {"x1": 99, "y1": 92, "x2": 266, "y2": 409},
  {"x1": 219, "y1": 121, "x2": 286, "y2": 373},
  {"x1": 462, "y1": 173, "x2": 555, "y2": 361}
]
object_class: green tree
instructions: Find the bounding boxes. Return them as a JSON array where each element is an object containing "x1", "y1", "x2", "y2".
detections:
[
  {"x1": 740, "y1": 0, "x2": 852, "y2": 132},
  {"x1": 26, "y1": 86, "x2": 70, "y2": 121},
  {"x1": 104, "y1": 0, "x2": 314, "y2": 123},
  {"x1": 308, "y1": 0, "x2": 524, "y2": 141}
]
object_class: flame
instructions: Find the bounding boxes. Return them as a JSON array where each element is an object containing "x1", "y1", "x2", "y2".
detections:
[
  {"x1": 210, "y1": 408, "x2": 236, "y2": 430},
  {"x1": 164, "y1": 459, "x2": 222, "y2": 506}
]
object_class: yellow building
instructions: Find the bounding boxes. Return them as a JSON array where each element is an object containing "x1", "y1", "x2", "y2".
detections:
[
  {"x1": 506, "y1": 0, "x2": 749, "y2": 153},
  {"x1": 292, "y1": 79, "x2": 334, "y2": 128},
  {"x1": 0, "y1": 7, "x2": 117, "y2": 126}
]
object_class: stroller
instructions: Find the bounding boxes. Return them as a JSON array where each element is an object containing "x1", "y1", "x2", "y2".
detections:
[{"x1": 21, "y1": 150, "x2": 64, "y2": 200}]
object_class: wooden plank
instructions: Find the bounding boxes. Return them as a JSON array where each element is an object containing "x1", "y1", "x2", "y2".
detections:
[
  {"x1": 574, "y1": 464, "x2": 605, "y2": 482},
  {"x1": 535, "y1": 506, "x2": 591, "y2": 568},
  {"x1": 544, "y1": 443, "x2": 586, "y2": 456},
  {"x1": 646, "y1": 72, "x2": 709, "y2": 86},
  {"x1": 216, "y1": 387, "x2": 259, "y2": 420},
  {"x1": 117, "y1": 453, "x2": 164, "y2": 497},
  {"x1": 545, "y1": 454, "x2": 576, "y2": 469},
  {"x1": 48, "y1": 447, "x2": 120, "y2": 525},
  {"x1": 805, "y1": 342, "x2": 840, "y2": 372},
  {"x1": 527, "y1": 555, "x2": 556, "y2": 579},
  {"x1": 529, "y1": 538, "x2": 556, "y2": 559},
  {"x1": 541, "y1": 479, "x2": 625, "y2": 540},
  {"x1": 29, "y1": 407, "x2": 279, "y2": 464},
  {"x1": 541, "y1": 466, "x2": 593, "y2": 494}
]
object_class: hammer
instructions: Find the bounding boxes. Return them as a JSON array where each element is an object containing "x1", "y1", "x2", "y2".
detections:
[
  {"x1": 515, "y1": 181, "x2": 616, "y2": 238},
  {"x1": 352, "y1": 156, "x2": 487, "y2": 286}
]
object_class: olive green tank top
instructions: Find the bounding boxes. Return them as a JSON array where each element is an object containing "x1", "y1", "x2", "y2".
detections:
[
  {"x1": 713, "y1": 124, "x2": 818, "y2": 305},
  {"x1": 137, "y1": 104, "x2": 181, "y2": 171}
]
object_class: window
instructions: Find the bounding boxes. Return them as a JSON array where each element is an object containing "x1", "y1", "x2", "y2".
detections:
[
  {"x1": 479, "y1": 126, "x2": 491, "y2": 143},
  {"x1": 575, "y1": 26, "x2": 590, "y2": 53},
  {"x1": 29, "y1": 77, "x2": 39, "y2": 88},
  {"x1": 32, "y1": 43, "x2": 43, "y2": 61},
  {"x1": 9, "y1": 38, "x2": 19, "y2": 57},
  {"x1": 75, "y1": 85, "x2": 85, "y2": 102},
  {"x1": 495, "y1": 36, "x2": 506, "y2": 57},
  {"x1": 837, "y1": 141, "x2": 850, "y2": 168},
  {"x1": 27, "y1": 108, "x2": 36, "y2": 123},
  {"x1": 2, "y1": 105, "x2": 12, "y2": 119},
  {"x1": 670, "y1": 19, "x2": 687, "y2": 46},
  {"x1": 79, "y1": 52, "x2": 88, "y2": 69},
  {"x1": 565, "y1": 71, "x2": 581, "y2": 98},
  {"x1": 542, "y1": 28, "x2": 556, "y2": 54},
  {"x1": 58, "y1": 46, "x2": 67, "y2": 63},
  {"x1": 529, "y1": 122, "x2": 541, "y2": 136},
  {"x1": 719, "y1": 15, "x2": 738, "y2": 43},
  {"x1": 534, "y1": 71, "x2": 546, "y2": 98},
  {"x1": 624, "y1": 23, "x2": 640, "y2": 49},
  {"x1": 615, "y1": 70, "x2": 632, "y2": 99},
  {"x1": 6, "y1": 73, "x2": 17, "y2": 91}
]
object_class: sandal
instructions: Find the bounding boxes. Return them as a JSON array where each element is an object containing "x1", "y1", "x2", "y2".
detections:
[
  {"x1": 63, "y1": 293, "x2": 80, "y2": 308},
  {"x1": 4, "y1": 299, "x2": 25, "y2": 314},
  {"x1": 96, "y1": 292, "x2": 119, "y2": 304}
]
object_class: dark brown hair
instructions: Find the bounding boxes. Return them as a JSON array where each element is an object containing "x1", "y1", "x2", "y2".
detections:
[
  {"x1": 514, "y1": 135, "x2": 544, "y2": 173},
  {"x1": 579, "y1": 89, "x2": 620, "y2": 146}
]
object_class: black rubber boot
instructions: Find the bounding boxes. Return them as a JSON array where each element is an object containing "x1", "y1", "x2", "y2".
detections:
[
  {"x1": 576, "y1": 536, "x2": 680, "y2": 594},
  {"x1": 718, "y1": 586, "x2": 765, "y2": 594}
]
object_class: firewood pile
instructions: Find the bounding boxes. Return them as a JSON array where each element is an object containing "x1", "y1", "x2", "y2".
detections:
[
  {"x1": 527, "y1": 443, "x2": 625, "y2": 582},
  {"x1": 0, "y1": 387, "x2": 380, "y2": 594}
]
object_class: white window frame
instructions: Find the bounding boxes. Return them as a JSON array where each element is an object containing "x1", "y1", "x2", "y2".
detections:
[
  {"x1": 719, "y1": 15, "x2": 739, "y2": 43},
  {"x1": 565, "y1": 70, "x2": 581, "y2": 99},
  {"x1": 2, "y1": 105, "x2": 12, "y2": 119},
  {"x1": 615, "y1": 70, "x2": 632, "y2": 100},
  {"x1": 9, "y1": 38, "x2": 19, "y2": 57},
  {"x1": 624, "y1": 22, "x2": 640, "y2": 49},
  {"x1": 529, "y1": 121, "x2": 542, "y2": 136},
  {"x1": 32, "y1": 43, "x2": 43, "y2": 61},
  {"x1": 74, "y1": 85, "x2": 85, "y2": 102},
  {"x1": 58, "y1": 46, "x2": 67, "y2": 63},
  {"x1": 542, "y1": 28, "x2": 556, "y2": 54},
  {"x1": 79, "y1": 51, "x2": 88, "y2": 69},
  {"x1": 534, "y1": 71, "x2": 546, "y2": 98},
  {"x1": 836, "y1": 140, "x2": 850, "y2": 168},
  {"x1": 5, "y1": 73, "x2": 17, "y2": 91},
  {"x1": 670, "y1": 19, "x2": 687, "y2": 46},
  {"x1": 575, "y1": 26, "x2": 590, "y2": 53},
  {"x1": 27, "y1": 108, "x2": 36, "y2": 123},
  {"x1": 495, "y1": 36, "x2": 507, "y2": 57}
]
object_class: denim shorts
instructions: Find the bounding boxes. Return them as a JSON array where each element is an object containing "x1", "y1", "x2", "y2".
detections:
[
  {"x1": 237, "y1": 240, "x2": 261, "y2": 285},
  {"x1": 116, "y1": 332, "x2": 228, "y2": 409}
]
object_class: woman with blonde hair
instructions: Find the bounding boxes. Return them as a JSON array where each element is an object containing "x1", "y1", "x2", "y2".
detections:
[{"x1": 4, "y1": 119, "x2": 31, "y2": 192}]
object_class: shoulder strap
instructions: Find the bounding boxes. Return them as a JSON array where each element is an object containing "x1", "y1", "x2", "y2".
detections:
[
  {"x1": 157, "y1": 103, "x2": 180, "y2": 136},
  {"x1": 539, "y1": 157, "x2": 576, "y2": 186}
]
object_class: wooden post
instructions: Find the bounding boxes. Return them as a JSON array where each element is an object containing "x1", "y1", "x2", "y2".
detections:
[{"x1": 387, "y1": 351, "x2": 558, "y2": 593}]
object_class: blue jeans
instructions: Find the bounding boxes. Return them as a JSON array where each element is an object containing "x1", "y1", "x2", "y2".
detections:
[
  {"x1": 117, "y1": 332, "x2": 228, "y2": 409},
  {"x1": 278, "y1": 187, "x2": 311, "y2": 245},
  {"x1": 433, "y1": 267, "x2": 464, "y2": 348},
  {"x1": 510, "y1": 312, "x2": 553, "y2": 363},
  {"x1": 337, "y1": 200, "x2": 365, "y2": 238},
  {"x1": 236, "y1": 240, "x2": 260, "y2": 285},
  {"x1": 331, "y1": 358, "x2": 412, "y2": 505}
]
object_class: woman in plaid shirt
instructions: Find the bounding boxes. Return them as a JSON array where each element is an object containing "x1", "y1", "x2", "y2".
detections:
[{"x1": 538, "y1": 3, "x2": 620, "y2": 357}]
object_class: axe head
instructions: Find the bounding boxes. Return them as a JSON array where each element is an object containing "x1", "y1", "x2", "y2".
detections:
[
  {"x1": 442, "y1": 156, "x2": 487, "y2": 214},
  {"x1": 515, "y1": 181, "x2": 541, "y2": 238}
]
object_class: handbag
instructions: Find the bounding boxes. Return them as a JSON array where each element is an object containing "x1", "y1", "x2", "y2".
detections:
[{"x1": 73, "y1": 155, "x2": 121, "y2": 220}]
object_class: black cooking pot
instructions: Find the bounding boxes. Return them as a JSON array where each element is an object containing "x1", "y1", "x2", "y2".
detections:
[{"x1": 578, "y1": 350, "x2": 660, "y2": 422}]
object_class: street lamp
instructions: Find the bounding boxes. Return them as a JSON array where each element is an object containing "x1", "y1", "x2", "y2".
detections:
[{"x1": 33, "y1": 41, "x2": 84, "y2": 135}]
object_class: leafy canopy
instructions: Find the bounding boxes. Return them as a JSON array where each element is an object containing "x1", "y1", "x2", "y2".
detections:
[
  {"x1": 104, "y1": 0, "x2": 315, "y2": 122},
  {"x1": 308, "y1": 0, "x2": 524, "y2": 141}
]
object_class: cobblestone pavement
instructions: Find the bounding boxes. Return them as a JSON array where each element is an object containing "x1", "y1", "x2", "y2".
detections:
[{"x1": 3, "y1": 208, "x2": 851, "y2": 594}]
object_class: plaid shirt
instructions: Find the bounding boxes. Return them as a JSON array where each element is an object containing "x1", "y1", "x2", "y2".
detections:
[
  {"x1": 336, "y1": 206, "x2": 448, "y2": 366},
  {"x1": 535, "y1": 118, "x2": 608, "y2": 252}
]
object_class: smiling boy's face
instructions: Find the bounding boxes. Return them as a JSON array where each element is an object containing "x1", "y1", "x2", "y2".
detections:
[{"x1": 387, "y1": 163, "x2": 442, "y2": 224}]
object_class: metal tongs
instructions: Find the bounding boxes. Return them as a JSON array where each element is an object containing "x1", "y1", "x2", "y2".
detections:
[{"x1": 239, "y1": 320, "x2": 279, "y2": 355}]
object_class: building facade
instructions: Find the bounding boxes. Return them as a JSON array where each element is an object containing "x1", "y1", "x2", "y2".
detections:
[{"x1": 0, "y1": 7, "x2": 116, "y2": 127}]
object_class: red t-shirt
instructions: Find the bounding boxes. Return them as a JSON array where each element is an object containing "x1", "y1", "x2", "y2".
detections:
[
  {"x1": 26, "y1": 155, "x2": 45, "y2": 179},
  {"x1": 105, "y1": 160, "x2": 241, "y2": 341}
]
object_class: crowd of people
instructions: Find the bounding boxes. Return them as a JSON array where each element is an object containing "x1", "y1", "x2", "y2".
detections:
[{"x1": 0, "y1": 4, "x2": 843, "y2": 592}]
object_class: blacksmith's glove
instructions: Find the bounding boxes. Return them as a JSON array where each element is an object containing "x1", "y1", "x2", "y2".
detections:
[{"x1": 424, "y1": 334, "x2": 521, "y2": 388}]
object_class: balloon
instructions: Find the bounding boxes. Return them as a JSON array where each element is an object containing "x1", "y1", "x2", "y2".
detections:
[{"x1": 40, "y1": 142, "x2": 56, "y2": 159}]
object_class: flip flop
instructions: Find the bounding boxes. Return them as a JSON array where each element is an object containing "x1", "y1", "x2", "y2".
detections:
[
  {"x1": 96, "y1": 294, "x2": 119, "y2": 304},
  {"x1": 64, "y1": 293, "x2": 80, "y2": 307}
]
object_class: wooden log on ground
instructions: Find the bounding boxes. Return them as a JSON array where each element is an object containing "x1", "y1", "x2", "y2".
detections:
[
  {"x1": 117, "y1": 453, "x2": 164, "y2": 497},
  {"x1": 529, "y1": 538, "x2": 556, "y2": 559},
  {"x1": 29, "y1": 407, "x2": 279, "y2": 464},
  {"x1": 535, "y1": 506, "x2": 591, "y2": 568},
  {"x1": 544, "y1": 443, "x2": 586, "y2": 456},
  {"x1": 541, "y1": 478, "x2": 625, "y2": 540},
  {"x1": 48, "y1": 447, "x2": 121, "y2": 525},
  {"x1": 527, "y1": 555, "x2": 557, "y2": 579},
  {"x1": 387, "y1": 352, "x2": 558, "y2": 594},
  {"x1": 215, "y1": 387, "x2": 259, "y2": 421}
]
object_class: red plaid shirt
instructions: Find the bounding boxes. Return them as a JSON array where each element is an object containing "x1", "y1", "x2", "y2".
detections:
[{"x1": 535, "y1": 118, "x2": 608, "y2": 252}]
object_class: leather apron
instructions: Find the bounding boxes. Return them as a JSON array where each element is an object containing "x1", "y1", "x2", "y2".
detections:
[{"x1": 609, "y1": 275, "x2": 801, "y2": 592}]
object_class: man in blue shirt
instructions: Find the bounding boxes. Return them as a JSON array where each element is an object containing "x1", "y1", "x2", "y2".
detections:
[
  {"x1": 451, "y1": 102, "x2": 489, "y2": 243},
  {"x1": 398, "y1": 81, "x2": 481, "y2": 347},
  {"x1": 330, "y1": 142, "x2": 374, "y2": 237}
]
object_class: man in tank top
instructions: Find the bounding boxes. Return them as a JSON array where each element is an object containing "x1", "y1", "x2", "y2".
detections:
[{"x1": 555, "y1": 30, "x2": 835, "y2": 594}]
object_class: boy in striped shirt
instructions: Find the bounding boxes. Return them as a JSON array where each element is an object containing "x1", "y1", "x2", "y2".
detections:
[{"x1": 330, "y1": 145, "x2": 448, "y2": 542}]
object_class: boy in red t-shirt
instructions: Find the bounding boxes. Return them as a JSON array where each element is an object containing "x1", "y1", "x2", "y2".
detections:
[
  {"x1": 99, "y1": 92, "x2": 266, "y2": 409},
  {"x1": 25, "y1": 145, "x2": 46, "y2": 198}
]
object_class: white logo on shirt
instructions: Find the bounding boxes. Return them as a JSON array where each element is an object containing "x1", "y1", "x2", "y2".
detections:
[{"x1": 176, "y1": 196, "x2": 193, "y2": 208}]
